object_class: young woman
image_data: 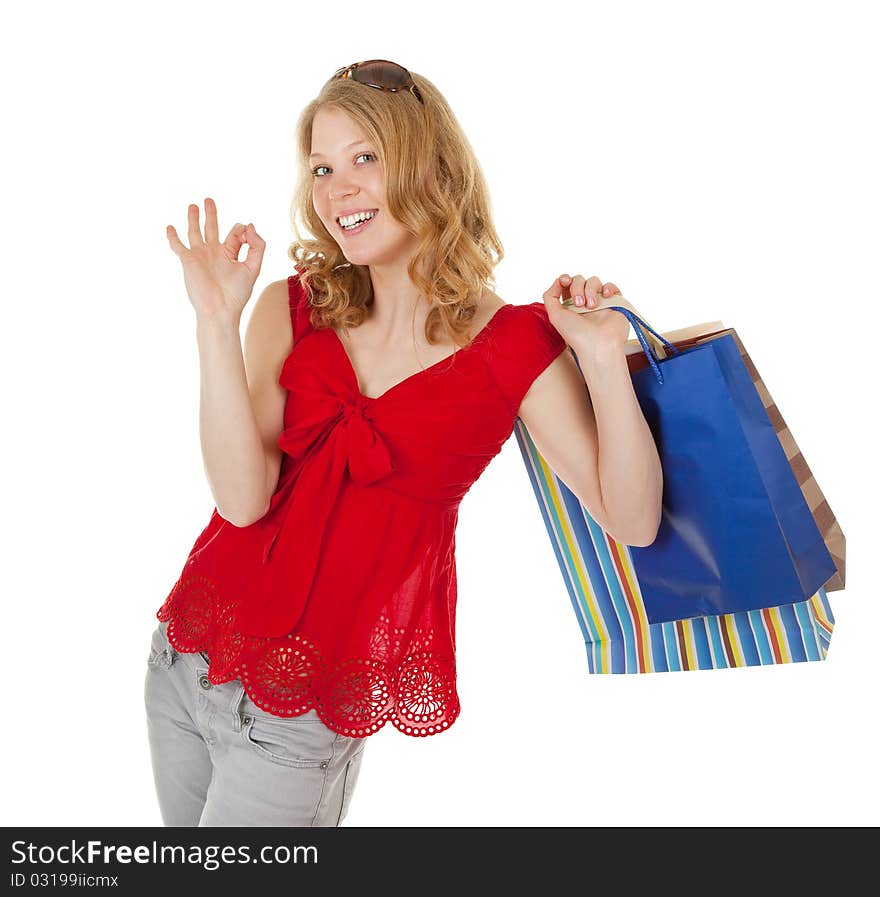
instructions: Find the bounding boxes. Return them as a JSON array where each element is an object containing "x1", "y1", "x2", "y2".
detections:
[{"x1": 145, "y1": 59, "x2": 663, "y2": 827}]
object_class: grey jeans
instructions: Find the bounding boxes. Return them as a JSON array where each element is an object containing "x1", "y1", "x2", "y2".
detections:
[{"x1": 144, "y1": 619, "x2": 366, "y2": 826}]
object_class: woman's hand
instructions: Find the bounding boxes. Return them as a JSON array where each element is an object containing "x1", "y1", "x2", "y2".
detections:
[
  {"x1": 166, "y1": 198, "x2": 265, "y2": 321},
  {"x1": 542, "y1": 272, "x2": 630, "y2": 353}
]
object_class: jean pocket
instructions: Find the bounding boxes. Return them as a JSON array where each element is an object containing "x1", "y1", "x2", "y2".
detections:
[
  {"x1": 146, "y1": 623, "x2": 175, "y2": 670},
  {"x1": 337, "y1": 748, "x2": 365, "y2": 825},
  {"x1": 240, "y1": 707, "x2": 335, "y2": 769}
]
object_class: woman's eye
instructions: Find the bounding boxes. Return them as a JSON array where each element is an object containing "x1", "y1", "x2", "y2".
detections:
[{"x1": 312, "y1": 152, "x2": 375, "y2": 177}]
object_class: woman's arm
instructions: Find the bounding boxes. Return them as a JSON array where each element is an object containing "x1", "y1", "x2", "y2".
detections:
[
  {"x1": 196, "y1": 279, "x2": 290, "y2": 527},
  {"x1": 518, "y1": 345, "x2": 662, "y2": 547},
  {"x1": 577, "y1": 341, "x2": 663, "y2": 546},
  {"x1": 517, "y1": 273, "x2": 663, "y2": 547},
  {"x1": 166, "y1": 199, "x2": 281, "y2": 527}
]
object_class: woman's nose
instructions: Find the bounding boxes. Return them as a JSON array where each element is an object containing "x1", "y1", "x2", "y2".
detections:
[
  {"x1": 330, "y1": 186, "x2": 358, "y2": 201},
  {"x1": 329, "y1": 176, "x2": 360, "y2": 200}
]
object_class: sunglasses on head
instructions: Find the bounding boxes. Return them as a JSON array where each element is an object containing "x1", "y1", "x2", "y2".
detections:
[{"x1": 329, "y1": 59, "x2": 424, "y2": 105}]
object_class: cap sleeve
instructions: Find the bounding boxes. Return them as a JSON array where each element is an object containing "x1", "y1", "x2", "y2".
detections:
[
  {"x1": 485, "y1": 301, "x2": 569, "y2": 417},
  {"x1": 287, "y1": 267, "x2": 315, "y2": 343}
]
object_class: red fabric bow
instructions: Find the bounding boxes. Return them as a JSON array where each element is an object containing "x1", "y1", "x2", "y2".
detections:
[{"x1": 233, "y1": 393, "x2": 394, "y2": 638}]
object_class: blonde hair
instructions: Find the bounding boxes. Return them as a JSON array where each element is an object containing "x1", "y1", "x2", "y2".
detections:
[{"x1": 287, "y1": 66, "x2": 505, "y2": 348}]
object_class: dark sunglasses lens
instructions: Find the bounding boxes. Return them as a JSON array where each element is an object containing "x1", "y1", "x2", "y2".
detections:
[{"x1": 353, "y1": 60, "x2": 411, "y2": 91}]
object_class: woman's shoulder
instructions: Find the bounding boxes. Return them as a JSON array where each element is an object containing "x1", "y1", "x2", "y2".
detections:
[
  {"x1": 480, "y1": 285, "x2": 548, "y2": 317},
  {"x1": 248, "y1": 278, "x2": 294, "y2": 334},
  {"x1": 481, "y1": 294, "x2": 564, "y2": 355},
  {"x1": 242, "y1": 275, "x2": 318, "y2": 385},
  {"x1": 480, "y1": 287, "x2": 508, "y2": 311},
  {"x1": 478, "y1": 296, "x2": 568, "y2": 415},
  {"x1": 485, "y1": 294, "x2": 554, "y2": 332},
  {"x1": 472, "y1": 289, "x2": 509, "y2": 332},
  {"x1": 472, "y1": 289, "x2": 562, "y2": 349}
]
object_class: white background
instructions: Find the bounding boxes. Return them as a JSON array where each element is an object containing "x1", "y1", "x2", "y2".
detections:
[{"x1": 3, "y1": 0, "x2": 876, "y2": 827}]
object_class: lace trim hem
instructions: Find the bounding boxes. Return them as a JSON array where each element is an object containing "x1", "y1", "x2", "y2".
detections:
[{"x1": 156, "y1": 573, "x2": 460, "y2": 738}]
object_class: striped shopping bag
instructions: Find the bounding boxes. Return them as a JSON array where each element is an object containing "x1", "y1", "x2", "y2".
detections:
[{"x1": 514, "y1": 299, "x2": 845, "y2": 673}]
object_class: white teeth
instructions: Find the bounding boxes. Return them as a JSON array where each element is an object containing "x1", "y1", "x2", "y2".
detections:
[{"x1": 339, "y1": 210, "x2": 376, "y2": 227}]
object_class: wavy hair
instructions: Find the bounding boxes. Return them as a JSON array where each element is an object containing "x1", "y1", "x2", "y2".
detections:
[{"x1": 287, "y1": 66, "x2": 505, "y2": 348}]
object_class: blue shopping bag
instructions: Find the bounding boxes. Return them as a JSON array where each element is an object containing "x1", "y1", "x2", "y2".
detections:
[{"x1": 541, "y1": 305, "x2": 837, "y2": 626}]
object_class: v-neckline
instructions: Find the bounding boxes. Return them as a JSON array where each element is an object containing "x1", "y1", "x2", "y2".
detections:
[{"x1": 329, "y1": 302, "x2": 513, "y2": 402}]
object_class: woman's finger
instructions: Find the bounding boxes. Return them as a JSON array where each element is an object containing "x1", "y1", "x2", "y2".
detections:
[
  {"x1": 585, "y1": 275, "x2": 602, "y2": 300},
  {"x1": 568, "y1": 274, "x2": 588, "y2": 305},
  {"x1": 544, "y1": 275, "x2": 570, "y2": 300},
  {"x1": 166, "y1": 224, "x2": 188, "y2": 257},
  {"x1": 222, "y1": 223, "x2": 247, "y2": 260},
  {"x1": 187, "y1": 203, "x2": 205, "y2": 247},
  {"x1": 204, "y1": 197, "x2": 219, "y2": 244},
  {"x1": 542, "y1": 275, "x2": 572, "y2": 317}
]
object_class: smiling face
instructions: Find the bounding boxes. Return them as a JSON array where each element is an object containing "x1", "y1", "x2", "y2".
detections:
[{"x1": 310, "y1": 105, "x2": 419, "y2": 269}]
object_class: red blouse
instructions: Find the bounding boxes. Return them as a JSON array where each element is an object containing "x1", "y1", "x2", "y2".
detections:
[{"x1": 157, "y1": 270, "x2": 568, "y2": 738}]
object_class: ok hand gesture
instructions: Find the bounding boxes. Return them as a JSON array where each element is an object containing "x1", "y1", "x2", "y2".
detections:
[{"x1": 166, "y1": 198, "x2": 265, "y2": 321}]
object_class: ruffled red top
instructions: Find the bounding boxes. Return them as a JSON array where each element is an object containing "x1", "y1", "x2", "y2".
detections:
[{"x1": 157, "y1": 270, "x2": 567, "y2": 737}]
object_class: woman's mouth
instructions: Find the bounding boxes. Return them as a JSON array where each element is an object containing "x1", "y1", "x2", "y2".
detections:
[{"x1": 337, "y1": 210, "x2": 378, "y2": 236}]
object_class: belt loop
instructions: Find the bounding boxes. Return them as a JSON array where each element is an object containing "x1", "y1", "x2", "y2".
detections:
[{"x1": 231, "y1": 684, "x2": 247, "y2": 732}]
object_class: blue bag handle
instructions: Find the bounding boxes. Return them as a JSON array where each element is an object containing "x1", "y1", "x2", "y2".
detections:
[{"x1": 609, "y1": 306, "x2": 681, "y2": 384}]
